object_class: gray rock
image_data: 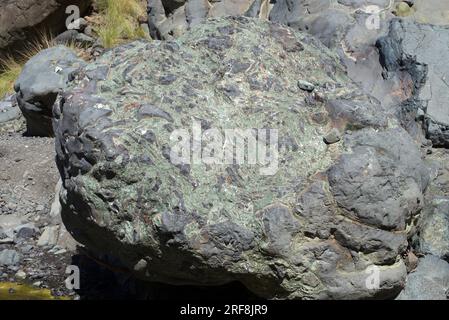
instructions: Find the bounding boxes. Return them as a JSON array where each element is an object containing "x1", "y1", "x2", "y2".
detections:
[
  {"x1": 54, "y1": 30, "x2": 96, "y2": 47},
  {"x1": 297, "y1": 80, "x2": 315, "y2": 92},
  {"x1": 0, "y1": 95, "x2": 21, "y2": 124},
  {"x1": 323, "y1": 129, "x2": 341, "y2": 145},
  {"x1": 83, "y1": 25, "x2": 94, "y2": 37},
  {"x1": 377, "y1": 20, "x2": 449, "y2": 147},
  {"x1": 37, "y1": 225, "x2": 60, "y2": 247},
  {"x1": 0, "y1": 0, "x2": 92, "y2": 57},
  {"x1": 67, "y1": 18, "x2": 89, "y2": 32},
  {"x1": 337, "y1": 0, "x2": 390, "y2": 6},
  {"x1": 0, "y1": 249, "x2": 21, "y2": 266},
  {"x1": 54, "y1": 17, "x2": 427, "y2": 299},
  {"x1": 418, "y1": 197, "x2": 449, "y2": 261},
  {"x1": 14, "y1": 223, "x2": 39, "y2": 240},
  {"x1": 148, "y1": 0, "x2": 255, "y2": 39},
  {"x1": 271, "y1": 4, "x2": 354, "y2": 48},
  {"x1": 14, "y1": 46, "x2": 86, "y2": 136},
  {"x1": 397, "y1": 255, "x2": 449, "y2": 300},
  {"x1": 21, "y1": 245, "x2": 34, "y2": 253},
  {"x1": 15, "y1": 270, "x2": 26, "y2": 280}
]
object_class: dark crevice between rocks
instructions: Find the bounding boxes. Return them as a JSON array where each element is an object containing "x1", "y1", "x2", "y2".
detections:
[{"x1": 71, "y1": 254, "x2": 260, "y2": 300}]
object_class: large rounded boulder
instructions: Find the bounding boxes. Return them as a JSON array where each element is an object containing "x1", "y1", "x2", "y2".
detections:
[{"x1": 54, "y1": 17, "x2": 429, "y2": 299}]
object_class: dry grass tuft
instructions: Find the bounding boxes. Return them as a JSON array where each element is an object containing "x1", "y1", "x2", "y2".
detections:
[
  {"x1": 95, "y1": 0, "x2": 148, "y2": 48},
  {"x1": 0, "y1": 30, "x2": 87, "y2": 98}
]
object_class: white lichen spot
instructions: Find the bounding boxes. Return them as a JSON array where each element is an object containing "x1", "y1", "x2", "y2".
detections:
[{"x1": 94, "y1": 103, "x2": 111, "y2": 110}]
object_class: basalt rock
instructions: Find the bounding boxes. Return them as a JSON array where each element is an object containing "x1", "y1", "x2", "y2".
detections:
[
  {"x1": 54, "y1": 17, "x2": 429, "y2": 299},
  {"x1": 396, "y1": 255, "x2": 449, "y2": 300},
  {"x1": 416, "y1": 197, "x2": 449, "y2": 261},
  {"x1": 147, "y1": 0, "x2": 267, "y2": 39},
  {"x1": 377, "y1": 19, "x2": 449, "y2": 148},
  {"x1": 0, "y1": 0, "x2": 92, "y2": 57},
  {"x1": 14, "y1": 46, "x2": 86, "y2": 137}
]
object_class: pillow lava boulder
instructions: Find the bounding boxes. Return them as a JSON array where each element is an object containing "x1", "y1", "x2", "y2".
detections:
[{"x1": 54, "y1": 17, "x2": 429, "y2": 299}]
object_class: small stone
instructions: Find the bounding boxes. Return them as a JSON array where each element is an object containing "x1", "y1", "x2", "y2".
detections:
[
  {"x1": 21, "y1": 244, "x2": 34, "y2": 253},
  {"x1": 297, "y1": 80, "x2": 315, "y2": 92},
  {"x1": 54, "y1": 249, "x2": 67, "y2": 255},
  {"x1": 83, "y1": 25, "x2": 94, "y2": 37},
  {"x1": 324, "y1": 129, "x2": 341, "y2": 145},
  {"x1": 36, "y1": 205, "x2": 45, "y2": 212},
  {"x1": 133, "y1": 259, "x2": 148, "y2": 272},
  {"x1": 15, "y1": 270, "x2": 26, "y2": 280},
  {"x1": 32, "y1": 281, "x2": 43, "y2": 287},
  {"x1": 15, "y1": 223, "x2": 39, "y2": 239},
  {"x1": 67, "y1": 17, "x2": 88, "y2": 31},
  {"x1": 37, "y1": 226, "x2": 59, "y2": 247},
  {"x1": 397, "y1": 255, "x2": 449, "y2": 300}
]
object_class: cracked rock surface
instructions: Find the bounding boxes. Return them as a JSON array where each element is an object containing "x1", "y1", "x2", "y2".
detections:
[{"x1": 54, "y1": 17, "x2": 429, "y2": 299}]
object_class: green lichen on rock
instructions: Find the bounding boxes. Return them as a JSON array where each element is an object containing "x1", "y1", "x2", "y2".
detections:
[{"x1": 54, "y1": 17, "x2": 428, "y2": 299}]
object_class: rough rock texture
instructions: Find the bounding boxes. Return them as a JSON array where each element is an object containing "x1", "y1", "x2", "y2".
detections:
[
  {"x1": 14, "y1": 46, "x2": 86, "y2": 137},
  {"x1": 0, "y1": 95, "x2": 20, "y2": 125},
  {"x1": 0, "y1": 0, "x2": 92, "y2": 57},
  {"x1": 377, "y1": 19, "x2": 449, "y2": 148},
  {"x1": 268, "y1": 0, "x2": 419, "y2": 118},
  {"x1": 0, "y1": 249, "x2": 21, "y2": 266},
  {"x1": 417, "y1": 198, "x2": 449, "y2": 261},
  {"x1": 412, "y1": 0, "x2": 449, "y2": 26},
  {"x1": 54, "y1": 17, "x2": 429, "y2": 299},
  {"x1": 396, "y1": 255, "x2": 449, "y2": 300},
  {"x1": 148, "y1": 0, "x2": 267, "y2": 39},
  {"x1": 417, "y1": 148, "x2": 449, "y2": 263}
]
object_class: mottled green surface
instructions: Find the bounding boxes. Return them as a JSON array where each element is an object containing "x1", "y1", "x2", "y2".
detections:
[{"x1": 55, "y1": 17, "x2": 427, "y2": 299}]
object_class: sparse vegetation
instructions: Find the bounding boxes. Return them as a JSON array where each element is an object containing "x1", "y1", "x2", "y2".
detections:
[
  {"x1": 0, "y1": 57, "x2": 22, "y2": 99},
  {"x1": 0, "y1": 31, "x2": 87, "y2": 98},
  {"x1": 95, "y1": 0, "x2": 148, "y2": 48},
  {"x1": 0, "y1": 0, "x2": 148, "y2": 97}
]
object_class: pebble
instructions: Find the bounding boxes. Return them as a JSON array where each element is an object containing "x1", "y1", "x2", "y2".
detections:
[
  {"x1": 15, "y1": 223, "x2": 39, "y2": 239},
  {"x1": 324, "y1": 129, "x2": 341, "y2": 145},
  {"x1": 15, "y1": 270, "x2": 27, "y2": 280},
  {"x1": 37, "y1": 225, "x2": 59, "y2": 247},
  {"x1": 297, "y1": 80, "x2": 315, "y2": 92},
  {"x1": 54, "y1": 249, "x2": 67, "y2": 255}
]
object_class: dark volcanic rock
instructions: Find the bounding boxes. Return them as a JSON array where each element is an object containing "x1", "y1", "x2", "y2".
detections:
[
  {"x1": 54, "y1": 17, "x2": 429, "y2": 299},
  {"x1": 397, "y1": 255, "x2": 449, "y2": 300},
  {"x1": 148, "y1": 0, "x2": 258, "y2": 39},
  {"x1": 0, "y1": 0, "x2": 92, "y2": 57},
  {"x1": 417, "y1": 197, "x2": 449, "y2": 261},
  {"x1": 14, "y1": 46, "x2": 86, "y2": 137},
  {"x1": 377, "y1": 19, "x2": 449, "y2": 148}
]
